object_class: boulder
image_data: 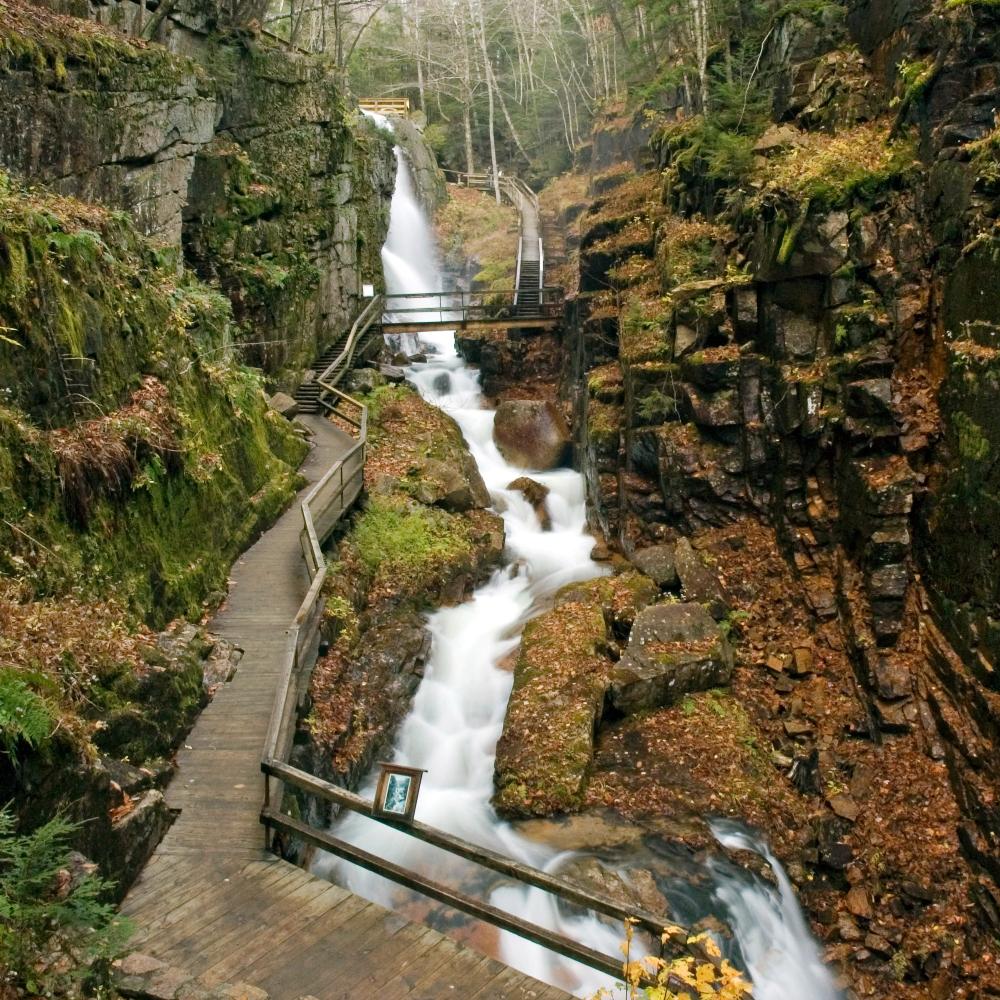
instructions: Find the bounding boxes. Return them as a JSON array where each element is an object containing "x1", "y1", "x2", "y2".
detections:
[
  {"x1": 378, "y1": 364, "x2": 408, "y2": 384},
  {"x1": 630, "y1": 544, "x2": 680, "y2": 589},
  {"x1": 267, "y1": 392, "x2": 298, "y2": 419},
  {"x1": 507, "y1": 476, "x2": 551, "y2": 530},
  {"x1": 673, "y1": 538, "x2": 731, "y2": 620},
  {"x1": 411, "y1": 456, "x2": 490, "y2": 512},
  {"x1": 344, "y1": 368, "x2": 386, "y2": 394},
  {"x1": 609, "y1": 603, "x2": 734, "y2": 714},
  {"x1": 493, "y1": 400, "x2": 571, "y2": 470}
]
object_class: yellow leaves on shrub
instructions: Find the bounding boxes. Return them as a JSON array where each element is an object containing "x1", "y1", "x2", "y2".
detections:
[{"x1": 607, "y1": 920, "x2": 752, "y2": 1000}]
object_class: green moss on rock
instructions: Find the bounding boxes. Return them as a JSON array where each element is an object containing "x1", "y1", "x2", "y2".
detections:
[{"x1": 0, "y1": 172, "x2": 306, "y2": 626}]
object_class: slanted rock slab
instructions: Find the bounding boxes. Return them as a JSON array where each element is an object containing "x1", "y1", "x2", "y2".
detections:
[
  {"x1": 609, "y1": 603, "x2": 734, "y2": 715},
  {"x1": 267, "y1": 392, "x2": 298, "y2": 419}
]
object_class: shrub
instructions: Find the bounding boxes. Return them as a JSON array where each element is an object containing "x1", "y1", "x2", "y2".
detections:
[{"x1": 0, "y1": 809, "x2": 131, "y2": 997}]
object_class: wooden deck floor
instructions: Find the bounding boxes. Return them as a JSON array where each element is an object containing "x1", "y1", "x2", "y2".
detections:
[{"x1": 122, "y1": 414, "x2": 570, "y2": 1000}]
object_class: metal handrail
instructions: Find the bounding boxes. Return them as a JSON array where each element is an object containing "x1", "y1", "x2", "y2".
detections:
[{"x1": 316, "y1": 295, "x2": 384, "y2": 389}]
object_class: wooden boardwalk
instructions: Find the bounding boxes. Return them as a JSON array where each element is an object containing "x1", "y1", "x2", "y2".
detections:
[{"x1": 122, "y1": 413, "x2": 570, "y2": 999}]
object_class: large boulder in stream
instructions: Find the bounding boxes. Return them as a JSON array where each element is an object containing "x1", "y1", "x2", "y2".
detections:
[
  {"x1": 493, "y1": 400, "x2": 571, "y2": 470},
  {"x1": 609, "y1": 603, "x2": 733, "y2": 715}
]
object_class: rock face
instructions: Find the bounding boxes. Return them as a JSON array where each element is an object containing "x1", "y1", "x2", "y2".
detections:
[
  {"x1": 0, "y1": 37, "x2": 217, "y2": 245},
  {"x1": 559, "y1": 3, "x2": 1000, "y2": 993},
  {"x1": 0, "y1": 2, "x2": 396, "y2": 381},
  {"x1": 609, "y1": 603, "x2": 734, "y2": 715},
  {"x1": 493, "y1": 399, "x2": 571, "y2": 470}
]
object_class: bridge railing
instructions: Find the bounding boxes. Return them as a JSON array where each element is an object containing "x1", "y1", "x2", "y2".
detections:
[
  {"x1": 382, "y1": 287, "x2": 564, "y2": 327},
  {"x1": 260, "y1": 760, "x2": 743, "y2": 990},
  {"x1": 358, "y1": 98, "x2": 411, "y2": 117}
]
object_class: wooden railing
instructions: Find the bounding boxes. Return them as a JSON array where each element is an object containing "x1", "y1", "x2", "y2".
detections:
[
  {"x1": 315, "y1": 295, "x2": 384, "y2": 398},
  {"x1": 359, "y1": 98, "x2": 411, "y2": 117},
  {"x1": 260, "y1": 386, "x2": 367, "y2": 818},
  {"x1": 444, "y1": 171, "x2": 545, "y2": 296},
  {"x1": 260, "y1": 762, "x2": 745, "y2": 989}
]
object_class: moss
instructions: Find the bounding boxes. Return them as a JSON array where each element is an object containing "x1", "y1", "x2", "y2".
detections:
[
  {"x1": 352, "y1": 496, "x2": 474, "y2": 579},
  {"x1": 0, "y1": 172, "x2": 306, "y2": 626},
  {"x1": 754, "y1": 123, "x2": 916, "y2": 211},
  {"x1": 587, "y1": 401, "x2": 622, "y2": 452},
  {"x1": 494, "y1": 597, "x2": 611, "y2": 818}
]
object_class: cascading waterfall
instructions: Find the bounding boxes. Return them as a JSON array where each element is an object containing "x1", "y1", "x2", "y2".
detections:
[{"x1": 316, "y1": 117, "x2": 841, "y2": 1000}]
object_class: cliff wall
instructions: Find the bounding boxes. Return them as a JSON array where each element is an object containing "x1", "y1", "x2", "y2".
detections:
[{"x1": 555, "y1": 2, "x2": 1000, "y2": 994}]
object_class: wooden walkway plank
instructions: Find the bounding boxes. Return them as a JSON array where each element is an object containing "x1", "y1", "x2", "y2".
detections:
[{"x1": 119, "y1": 402, "x2": 575, "y2": 997}]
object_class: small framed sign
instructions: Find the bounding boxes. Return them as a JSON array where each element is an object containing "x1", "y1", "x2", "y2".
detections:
[
  {"x1": 373, "y1": 762, "x2": 425, "y2": 824},
  {"x1": 362, "y1": 282, "x2": 375, "y2": 298}
]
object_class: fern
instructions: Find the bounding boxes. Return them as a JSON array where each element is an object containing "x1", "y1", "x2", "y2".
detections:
[{"x1": 0, "y1": 669, "x2": 55, "y2": 758}]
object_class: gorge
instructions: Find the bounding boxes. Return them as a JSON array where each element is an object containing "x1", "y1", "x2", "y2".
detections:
[{"x1": 2, "y1": 1, "x2": 1000, "y2": 1000}]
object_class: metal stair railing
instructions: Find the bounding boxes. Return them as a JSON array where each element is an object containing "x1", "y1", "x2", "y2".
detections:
[{"x1": 313, "y1": 295, "x2": 384, "y2": 414}]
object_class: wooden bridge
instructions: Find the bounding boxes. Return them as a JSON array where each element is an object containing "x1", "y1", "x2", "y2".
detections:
[{"x1": 359, "y1": 97, "x2": 411, "y2": 117}]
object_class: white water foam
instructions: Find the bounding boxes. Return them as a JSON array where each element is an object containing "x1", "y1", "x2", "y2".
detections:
[{"x1": 314, "y1": 130, "x2": 842, "y2": 1000}]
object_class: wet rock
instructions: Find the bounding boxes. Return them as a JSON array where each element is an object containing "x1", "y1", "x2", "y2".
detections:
[
  {"x1": 267, "y1": 392, "x2": 298, "y2": 419},
  {"x1": 493, "y1": 399, "x2": 571, "y2": 470},
  {"x1": 562, "y1": 857, "x2": 671, "y2": 918},
  {"x1": 378, "y1": 364, "x2": 408, "y2": 384},
  {"x1": 432, "y1": 372, "x2": 451, "y2": 394},
  {"x1": 630, "y1": 544, "x2": 680, "y2": 589},
  {"x1": 609, "y1": 603, "x2": 734, "y2": 714},
  {"x1": 590, "y1": 539, "x2": 613, "y2": 562},
  {"x1": 507, "y1": 476, "x2": 552, "y2": 530},
  {"x1": 673, "y1": 538, "x2": 731, "y2": 620}
]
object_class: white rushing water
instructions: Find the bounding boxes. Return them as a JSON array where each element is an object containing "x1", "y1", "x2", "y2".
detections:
[{"x1": 316, "y1": 120, "x2": 841, "y2": 999}]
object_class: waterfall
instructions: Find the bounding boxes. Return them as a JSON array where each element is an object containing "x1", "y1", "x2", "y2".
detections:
[{"x1": 315, "y1": 121, "x2": 841, "y2": 1000}]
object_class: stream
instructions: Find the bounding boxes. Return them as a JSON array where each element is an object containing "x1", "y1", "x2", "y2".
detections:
[{"x1": 313, "y1": 120, "x2": 841, "y2": 1000}]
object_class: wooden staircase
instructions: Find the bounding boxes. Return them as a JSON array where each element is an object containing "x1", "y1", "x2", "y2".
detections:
[{"x1": 293, "y1": 302, "x2": 383, "y2": 414}]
